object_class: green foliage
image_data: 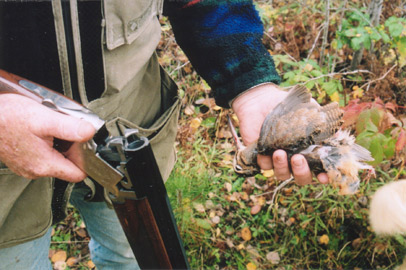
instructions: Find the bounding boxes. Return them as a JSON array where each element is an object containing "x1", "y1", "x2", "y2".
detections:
[
  {"x1": 274, "y1": 55, "x2": 346, "y2": 105},
  {"x1": 335, "y1": 8, "x2": 382, "y2": 51},
  {"x1": 355, "y1": 108, "x2": 397, "y2": 166},
  {"x1": 335, "y1": 10, "x2": 406, "y2": 67},
  {"x1": 384, "y1": 16, "x2": 406, "y2": 67}
]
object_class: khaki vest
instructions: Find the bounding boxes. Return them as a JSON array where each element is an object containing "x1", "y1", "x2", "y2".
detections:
[{"x1": 0, "y1": 0, "x2": 180, "y2": 249}]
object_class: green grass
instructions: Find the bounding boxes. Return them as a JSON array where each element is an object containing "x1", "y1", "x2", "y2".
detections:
[{"x1": 166, "y1": 140, "x2": 406, "y2": 269}]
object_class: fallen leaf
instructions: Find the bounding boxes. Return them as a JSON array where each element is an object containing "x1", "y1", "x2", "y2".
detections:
[
  {"x1": 246, "y1": 262, "x2": 257, "y2": 270},
  {"x1": 48, "y1": 249, "x2": 56, "y2": 259},
  {"x1": 190, "y1": 117, "x2": 202, "y2": 131},
  {"x1": 262, "y1": 169, "x2": 274, "y2": 178},
  {"x1": 51, "y1": 250, "x2": 67, "y2": 263},
  {"x1": 193, "y1": 203, "x2": 205, "y2": 213},
  {"x1": 286, "y1": 217, "x2": 295, "y2": 226},
  {"x1": 237, "y1": 243, "x2": 245, "y2": 250},
  {"x1": 184, "y1": 104, "x2": 195, "y2": 115},
  {"x1": 217, "y1": 128, "x2": 232, "y2": 139},
  {"x1": 205, "y1": 200, "x2": 215, "y2": 209},
  {"x1": 66, "y1": 257, "x2": 77, "y2": 267},
  {"x1": 352, "y1": 238, "x2": 362, "y2": 249},
  {"x1": 87, "y1": 260, "x2": 96, "y2": 269},
  {"x1": 226, "y1": 238, "x2": 235, "y2": 248},
  {"x1": 54, "y1": 261, "x2": 67, "y2": 270},
  {"x1": 211, "y1": 216, "x2": 221, "y2": 224},
  {"x1": 319, "y1": 234, "x2": 329, "y2": 245},
  {"x1": 266, "y1": 251, "x2": 281, "y2": 264},
  {"x1": 250, "y1": 205, "x2": 261, "y2": 215},
  {"x1": 76, "y1": 228, "x2": 87, "y2": 238},
  {"x1": 224, "y1": 182, "x2": 232, "y2": 192},
  {"x1": 241, "y1": 192, "x2": 249, "y2": 201},
  {"x1": 241, "y1": 227, "x2": 252, "y2": 241},
  {"x1": 247, "y1": 245, "x2": 261, "y2": 259},
  {"x1": 396, "y1": 129, "x2": 406, "y2": 152}
]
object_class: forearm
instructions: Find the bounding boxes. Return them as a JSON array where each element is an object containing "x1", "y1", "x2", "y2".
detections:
[{"x1": 164, "y1": 0, "x2": 281, "y2": 107}]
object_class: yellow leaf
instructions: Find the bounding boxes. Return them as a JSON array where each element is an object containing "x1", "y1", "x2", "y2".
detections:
[
  {"x1": 319, "y1": 234, "x2": 329, "y2": 245},
  {"x1": 51, "y1": 250, "x2": 67, "y2": 263},
  {"x1": 352, "y1": 88, "x2": 364, "y2": 99},
  {"x1": 262, "y1": 169, "x2": 274, "y2": 178},
  {"x1": 66, "y1": 257, "x2": 77, "y2": 267},
  {"x1": 257, "y1": 196, "x2": 266, "y2": 206},
  {"x1": 190, "y1": 118, "x2": 202, "y2": 131},
  {"x1": 247, "y1": 262, "x2": 257, "y2": 270},
  {"x1": 87, "y1": 260, "x2": 96, "y2": 269},
  {"x1": 330, "y1": 91, "x2": 340, "y2": 103},
  {"x1": 241, "y1": 227, "x2": 252, "y2": 241}
]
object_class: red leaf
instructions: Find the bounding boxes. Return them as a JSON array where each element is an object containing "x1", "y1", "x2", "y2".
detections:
[
  {"x1": 396, "y1": 129, "x2": 406, "y2": 152},
  {"x1": 342, "y1": 100, "x2": 371, "y2": 129}
]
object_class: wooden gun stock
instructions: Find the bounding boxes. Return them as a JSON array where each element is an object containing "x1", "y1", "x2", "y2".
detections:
[{"x1": 114, "y1": 199, "x2": 172, "y2": 269}]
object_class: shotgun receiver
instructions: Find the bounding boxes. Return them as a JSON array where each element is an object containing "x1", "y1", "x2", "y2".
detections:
[{"x1": 0, "y1": 70, "x2": 189, "y2": 269}]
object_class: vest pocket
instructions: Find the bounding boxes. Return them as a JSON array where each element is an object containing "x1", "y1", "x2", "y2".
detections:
[{"x1": 103, "y1": 0, "x2": 162, "y2": 50}]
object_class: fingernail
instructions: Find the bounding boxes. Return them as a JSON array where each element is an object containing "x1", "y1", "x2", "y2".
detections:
[
  {"x1": 292, "y1": 157, "x2": 304, "y2": 167},
  {"x1": 274, "y1": 155, "x2": 283, "y2": 164}
]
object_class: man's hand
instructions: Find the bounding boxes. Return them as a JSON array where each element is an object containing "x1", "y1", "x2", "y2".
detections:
[
  {"x1": 231, "y1": 83, "x2": 329, "y2": 185},
  {"x1": 0, "y1": 93, "x2": 95, "y2": 182}
]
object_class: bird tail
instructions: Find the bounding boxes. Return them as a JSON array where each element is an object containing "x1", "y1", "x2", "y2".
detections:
[{"x1": 369, "y1": 180, "x2": 406, "y2": 235}]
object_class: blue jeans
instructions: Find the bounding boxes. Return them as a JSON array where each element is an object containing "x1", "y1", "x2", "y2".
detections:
[{"x1": 0, "y1": 184, "x2": 139, "y2": 270}]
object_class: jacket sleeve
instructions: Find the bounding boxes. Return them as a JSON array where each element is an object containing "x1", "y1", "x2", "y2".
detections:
[{"x1": 164, "y1": 0, "x2": 281, "y2": 108}]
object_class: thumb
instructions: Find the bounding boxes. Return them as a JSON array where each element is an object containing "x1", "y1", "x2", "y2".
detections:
[{"x1": 34, "y1": 110, "x2": 96, "y2": 142}]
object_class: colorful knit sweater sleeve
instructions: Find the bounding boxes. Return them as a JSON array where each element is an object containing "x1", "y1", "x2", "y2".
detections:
[{"x1": 164, "y1": 0, "x2": 281, "y2": 108}]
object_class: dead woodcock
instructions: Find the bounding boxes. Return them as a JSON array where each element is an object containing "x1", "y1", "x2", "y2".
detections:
[{"x1": 229, "y1": 85, "x2": 375, "y2": 195}]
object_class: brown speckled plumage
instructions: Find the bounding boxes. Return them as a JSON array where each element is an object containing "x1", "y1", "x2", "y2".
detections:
[{"x1": 257, "y1": 85, "x2": 343, "y2": 156}]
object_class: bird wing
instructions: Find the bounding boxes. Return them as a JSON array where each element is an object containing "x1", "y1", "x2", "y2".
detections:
[
  {"x1": 258, "y1": 85, "x2": 320, "y2": 152},
  {"x1": 258, "y1": 86, "x2": 344, "y2": 153}
]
